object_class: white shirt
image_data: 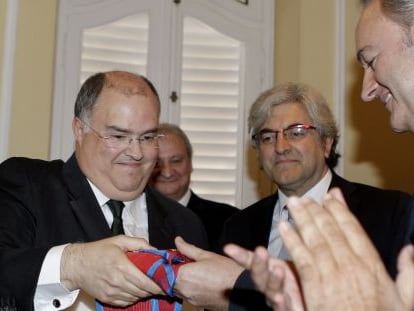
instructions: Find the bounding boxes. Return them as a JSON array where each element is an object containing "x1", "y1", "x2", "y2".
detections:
[
  {"x1": 34, "y1": 180, "x2": 149, "y2": 311},
  {"x1": 178, "y1": 188, "x2": 192, "y2": 207},
  {"x1": 267, "y1": 170, "x2": 332, "y2": 258}
]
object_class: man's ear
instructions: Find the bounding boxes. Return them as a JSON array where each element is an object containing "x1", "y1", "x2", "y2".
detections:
[
  {"x1": 72, "y1": 117, "x2": 84, "y2": 144},
  {"x1": 324, "y1": 137, "x2": 334, "y2": 158}
]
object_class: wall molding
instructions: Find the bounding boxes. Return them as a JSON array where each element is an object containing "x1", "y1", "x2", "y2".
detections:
[
  {"x1": 335, "y1": 0, "x2": 346, "y2": 175},
  {"x1": 0, "y1": 0, "x2": 19, "y2": 161}
]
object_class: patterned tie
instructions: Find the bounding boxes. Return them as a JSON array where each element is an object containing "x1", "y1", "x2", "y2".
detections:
[
  {"x1": 279, "y1": 205, "x2": 294, "y2": 260},
  {"x1": 107, "y1": 200, "x2": 125, "y2": 235}
]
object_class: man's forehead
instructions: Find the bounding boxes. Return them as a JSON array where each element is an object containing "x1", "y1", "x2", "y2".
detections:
[
  {"x1": 163, "y1": 133, "x2": 186, "y2": 148},
  {"x1": 357, "y1": 0, "x2": 388, "y2": 31},
  {"x1": 104, "y1": 72, "x2": 151, "y2": 98},
  {"x1": 355, "y1": 3, "x2": 380, "y2": 53}
]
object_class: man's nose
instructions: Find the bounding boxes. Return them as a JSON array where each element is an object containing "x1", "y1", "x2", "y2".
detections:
[
  {"x1": 125, "y1": 140, "x2": 144, "y2": 161},
  {"x1": 361, "y1": 69, "x2": 378, "y2": 102},
  {"x1": 274, "y1": 134, "x2": 291, "y2": 153},
  {"x1": 160, "y1": 162, "x2": 174, "y2": 178}
]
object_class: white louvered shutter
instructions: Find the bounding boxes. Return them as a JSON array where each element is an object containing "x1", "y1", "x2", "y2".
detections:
[{"x1": 180, "y1": 17, "x2": 242, "y2": 205}]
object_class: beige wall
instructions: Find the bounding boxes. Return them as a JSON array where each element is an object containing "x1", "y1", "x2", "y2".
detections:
[
  {"x1": 0, "y1": 0, "x2": 6, "y2": 107},
  {"x1": 275, "y1": 0, "x2": 336, "y2": 102},
  {"x1": 1, "y1": 0, "x2": 413, "y2": 193},
  {"x1": 2, "y1": 0, "x2": 57, "y2": 159},
  {"x1": 344, "y1": 1, "x2": 414, "y2": 194}
]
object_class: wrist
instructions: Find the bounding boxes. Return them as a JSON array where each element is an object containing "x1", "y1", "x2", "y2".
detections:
[{"x1": 60, "y1": 243, "x2": 81, "y2": 291}]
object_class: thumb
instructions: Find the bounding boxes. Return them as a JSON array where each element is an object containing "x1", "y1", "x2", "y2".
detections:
[
  {"x1": 223, "y1": 243, "x2": 254, "y2": 268},
  {"x1": 175, "y1": 236, "x2": 204, "y2": 260},
  {"x1": 112, "y1": 235, "x2": 154, "y2": 252}
]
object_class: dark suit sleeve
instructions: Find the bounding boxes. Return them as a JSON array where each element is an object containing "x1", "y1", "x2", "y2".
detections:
[
  {"x1": 0, "y1": 158, "x2": 50, "y2": 310},
  {"x1": 381, "y1": 192, "x2": 414, "y2": 278},
  {"x1": 405, "y1": 199, "x2": 414, "y2": 245},
  {"x1": 229, "y1": 270, "x2": 271, "y2": 311}
]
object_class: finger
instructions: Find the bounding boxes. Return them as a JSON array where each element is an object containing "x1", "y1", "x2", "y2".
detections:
[
  {"x1": 102, "y1": 290, "x2": 145, "y2": 307},
  {"x1": 272, "y1": 265, "x2": 305, "y2": 311},
  {"x1": 272, "y1": 294, "x2": 290, "y2": 311},
  {"x1": 280, "y1": 223, "x2": 321, "y2": 310},
  {"x1": 396, "y1": 244, "x2": 414, "y2": 308},
  {"x1": 223, "y1": 243, "x2": 254, "y2": 268},
  {"x1": 398, "y1": 244, "x2": 414, "y2": 272},
  {"x1": 267, "y1": 264, "x2": 303, "y2": 311},
  {"x1": 126, "y1": 268, "x2": 164, "y2": 296},
  {"x1": 278, "y1": 220, "x2": 316, "y2": 285},
  {"x1": 119, "y1": 251, "x2": 164, "y2": 296},
  {"x1": 286, "y1": 197, "x2": 339, "y2": 281},
  {"x1": 261, "y1": 261, "x2": 284, "y2": 299},
  {"x1": 322, "y1": 192, "x2": 383, "y2": 266},
  {"x1": 294, "y1": 195, "x2": 356, "y2": 273},
  {"x1": 328, "y1": 187, "x2": 347, "y2": 204},
  {"x1": 249, "y1": 247, "x2": 271, "y2": 292}
]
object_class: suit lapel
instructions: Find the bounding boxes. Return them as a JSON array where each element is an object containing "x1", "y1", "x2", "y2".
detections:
[
  {"x1": 238, "y1": 193, "x2": 277, "y2": 249},
  {"x1": 254, "y1": 194, "x2": 278, "y2": 247},
  {"x1": 145, "y1": 187, "x2": 173, "y2": 247},
  {"x1": 329, "y1": 172, "x2": 360, "y2": 214},
  {"x1": 62, "y1": 154, "x2": 112, "y2": 241}
]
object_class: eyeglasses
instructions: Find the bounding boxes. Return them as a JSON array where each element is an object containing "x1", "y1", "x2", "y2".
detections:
[
  {"x1": 82, "y1": 121, "x2": 164, "y2": 150},
  {"x1": 252, "y1": 124, "x2": 317, "y2": 145}
]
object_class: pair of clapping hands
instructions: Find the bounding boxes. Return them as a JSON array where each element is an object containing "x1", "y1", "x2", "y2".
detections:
[{"x1": 224, "y1": 188, "x2": 414, "y2": 311}]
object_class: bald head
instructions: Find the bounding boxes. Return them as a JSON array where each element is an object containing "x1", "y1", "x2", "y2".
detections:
[{"x1": 74, "y1": 71, "x2": 160, "y2": 122}]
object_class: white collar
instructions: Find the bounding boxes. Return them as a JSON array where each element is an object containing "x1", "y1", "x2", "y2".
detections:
[
  {"x1": 86, "y1": 178, "x2": 144, "y2": 208},
  {"x1": 178, "y1": 188, "x2": 192, "y2": 206}
]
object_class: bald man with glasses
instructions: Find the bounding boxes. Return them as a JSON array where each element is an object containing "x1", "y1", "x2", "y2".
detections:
[{"x1": 0, "y1": 71, "x2": 207, "y2": 310}]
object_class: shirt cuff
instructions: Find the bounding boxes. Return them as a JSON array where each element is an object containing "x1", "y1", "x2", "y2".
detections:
[{"x1": 34, "y1": 244, "x2": 79, "y2": 310}]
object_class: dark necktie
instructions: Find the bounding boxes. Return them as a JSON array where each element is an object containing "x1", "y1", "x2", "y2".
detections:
[{"x1": 107, "y1": 199, "x2": 125, "y2": 235}]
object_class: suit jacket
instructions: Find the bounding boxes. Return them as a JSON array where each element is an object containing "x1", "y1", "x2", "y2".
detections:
[
  {"x1": 0, "y1": 155, "x2": 208, "y2": 311},
  {"x1": 223, "y1": 172, "x2": 414, "y2": 311},
  {"x1": 186, "y1": 192, "x2": 238, "y2": 252}
]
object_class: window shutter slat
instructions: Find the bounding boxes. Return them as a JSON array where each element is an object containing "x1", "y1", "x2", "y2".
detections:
[{"x1": 80, "y1": 13, "x2": 149, "y2": 81}]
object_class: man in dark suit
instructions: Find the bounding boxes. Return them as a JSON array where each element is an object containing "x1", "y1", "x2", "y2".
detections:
[
  {"x1": 220, "y1": 82, "x2": 413, "y2": 277},
  {"x1": 220, "y1": 82, "x2": 413, "y2": 278},
  {"x1": 172, "y1": 82, "x2": 414, "y2": 311},
  {"x1": 150, "y1": 123, "x2": 238, "y2": 251},
  {"x1": 0, "y1": 71, "x2": 207, "y2": 310}
]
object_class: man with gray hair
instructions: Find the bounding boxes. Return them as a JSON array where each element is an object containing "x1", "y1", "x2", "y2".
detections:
[
  {"x1": 220, "y1": 81, "x2": 413, "y2": 282},
  {"x1": 172, "y1": 82, "x2": 414, "y2": 311},
  {"x1": 213, "y1": 1, "x2": 414, "y2": 310}
]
